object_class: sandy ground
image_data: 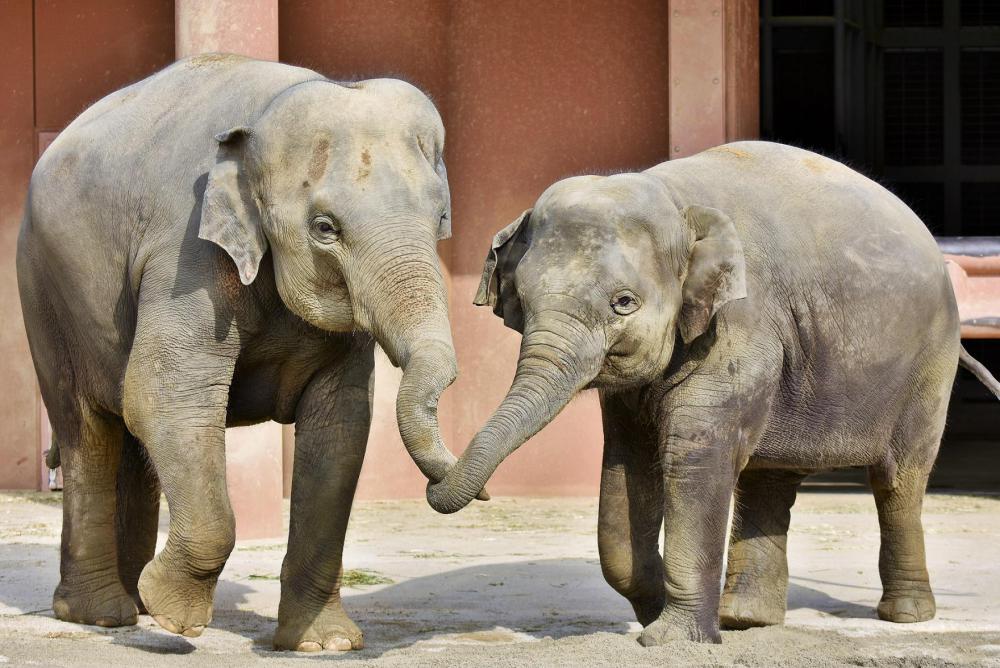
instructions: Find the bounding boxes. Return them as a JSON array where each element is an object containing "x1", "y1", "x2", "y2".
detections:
[{"x1": 1, "y1": 487, "x2": 999, "y2": 667}]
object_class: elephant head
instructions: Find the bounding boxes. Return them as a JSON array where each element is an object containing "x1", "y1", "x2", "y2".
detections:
[
  {"x1": 199, "y1": 78, "x2": 462, "y2": 485},
  {"x1": 427, "y1": 173, "x2": 746, "y2": 512}
]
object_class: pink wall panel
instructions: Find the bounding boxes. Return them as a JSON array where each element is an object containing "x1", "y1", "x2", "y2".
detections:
[{"x1": 0, "y1": 1, "x2": 40, "y2": 489}]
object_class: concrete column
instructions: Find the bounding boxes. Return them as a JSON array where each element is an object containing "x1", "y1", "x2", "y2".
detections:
[
  {"x1": 176, "y1": 0, "x2": 278, "y2": 60},
  {"x1": 175, "y1": 0, "x2": 282, "y2": 538},
  {"x1": 668, "y1": 0, "x2": 727, "y2": 158}
]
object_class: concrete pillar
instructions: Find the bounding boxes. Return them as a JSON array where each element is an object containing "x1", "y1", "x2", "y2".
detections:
[
  {"x1": 175, "y1": 0, "x2": 283, "y2": 538},
  {"x1": 176, "y1": 0, "x2": 278, "y2": 60},
  {"x1": 668, "y1": 0, "x2": 727, "y2": 158}
]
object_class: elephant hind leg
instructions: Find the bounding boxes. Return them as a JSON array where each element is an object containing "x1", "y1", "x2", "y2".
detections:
[
  {"x1": 720, "y1": 469, "x2": 805, "y2": 630},
  {"x1": 869, "y1": 466, "x2": 935, "y2": 623},
  {"x1": 115, "y1": 432, "x2": 161, "y2": 612},
  {"x1": 21, "y1": 271, "x2": 138, "y2": 628},
  {"x1": 53, "y1": 404, "x2": 139, "y2": 627}
]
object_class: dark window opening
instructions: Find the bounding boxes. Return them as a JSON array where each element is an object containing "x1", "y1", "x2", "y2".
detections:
[
  {"x1": 961, "y1": 48, "x2": 1000, "y2": 165},
  {"x1": 771, "y1": 27, "x2": 837, "y2": 153},
  {"x1": 884, "y1": 49, "x2": 945, "y2": 165},
  {"x1": 961, "y1": 0, "x2": 1000, "y2": 27},
  {"x1": 772, "y1": 0, "x2": 834, "y2": 17},
  {"x1": 883, "y1": 0, "x2": 943, "y2": 27}
]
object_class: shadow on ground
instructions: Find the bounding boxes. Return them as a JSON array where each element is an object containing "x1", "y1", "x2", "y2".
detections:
[{"x1": 8, "y1": 558, "x2": 878, "y2": 660}]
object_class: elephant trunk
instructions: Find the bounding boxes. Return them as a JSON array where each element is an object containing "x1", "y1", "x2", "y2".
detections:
[
  {"x1": 356, "y1": 233, "x2": 468, "y2": 489},
  {"x1": 426, "y1": 312, "x2": 604, "y2": 513}
]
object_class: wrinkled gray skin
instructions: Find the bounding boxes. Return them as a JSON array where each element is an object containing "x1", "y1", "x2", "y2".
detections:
[
  {"x1": 17, "y1": 54, "x2": 473, "y2": 651},
  {"x1": 428, "y1": 141, "x2": 1000, "y2": 645}
]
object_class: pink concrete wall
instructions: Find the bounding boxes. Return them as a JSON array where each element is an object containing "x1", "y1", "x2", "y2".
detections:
[{"x1": 0, "y1": 2, "x2": 39, "y2": 489}]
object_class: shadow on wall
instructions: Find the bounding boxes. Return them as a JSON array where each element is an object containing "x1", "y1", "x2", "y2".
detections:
[{"x1": 2, "y1": 557, "x2": 889, "y2": 659}]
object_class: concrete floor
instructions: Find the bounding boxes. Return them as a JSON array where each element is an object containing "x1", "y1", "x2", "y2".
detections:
[{"x1": 1, "y1": 488, "x2": 999, "y2": 667}]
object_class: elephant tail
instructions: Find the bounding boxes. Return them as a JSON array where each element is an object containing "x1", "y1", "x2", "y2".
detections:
[
  {"x1": 959, "y1": 345, "x2": 1000, "y2": 401},
  {"x1": 45, "y1": 437, "x2": 60, "y2": 469}
]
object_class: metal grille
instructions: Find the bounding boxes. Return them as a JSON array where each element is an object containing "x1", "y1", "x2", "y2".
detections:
[
  {"x1": 961, "y1": 182, "x2": 1000, "y2": 234},
  {"x1": 883, "y1": 0, "x2": 944, "y2": 27},
  {"x1": 961, "y1": 0, "x2": 1000, "y2": 27},
  {"x1": 888, "y1": 181, "x2": 946, "y2": 232},
  {"x1": 884, "y1": 49, "x2": 944, "y2": 165},
  {"x1": 961, "y1": 49, "x2": 1000, "y2": 165}
]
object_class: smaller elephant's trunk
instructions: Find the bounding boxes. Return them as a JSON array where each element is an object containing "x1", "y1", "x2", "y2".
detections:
[{"x1": 426, "y1": 317, "x2": 604, "y2": 513}]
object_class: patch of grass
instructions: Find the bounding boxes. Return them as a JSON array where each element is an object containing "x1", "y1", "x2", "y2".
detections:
[
  {"x1": 247, "y1": 573, "x2": 280, "y2": 581},
  {"x1": 342, "y1": 569, "x2": 393, "y2": 587}
]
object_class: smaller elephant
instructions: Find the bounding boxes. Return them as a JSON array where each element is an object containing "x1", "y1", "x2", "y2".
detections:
[{"x1": 427, "y1": 141, "x2": 1000, "y2": 645}]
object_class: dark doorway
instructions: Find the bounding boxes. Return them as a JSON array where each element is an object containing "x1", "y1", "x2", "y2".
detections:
[{"x1": 761, "y1": 0, "x2": 1000, "y2": 488}]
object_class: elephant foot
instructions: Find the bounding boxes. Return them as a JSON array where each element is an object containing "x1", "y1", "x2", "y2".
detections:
[
  {"x1": 274, "y1": 598, "x2": 363, "y2": 652},
  {"x1": 137, "y1": 557, "x2": 216, "y2": 637},
  {"x1": 719, "y1": 590, "x2": 786, "y2": 629},
  {"x1": 632, "y1": 597, "x2": 666, "y2": 628},
  {"x1": 53, "y1": 580, "x2": 139, "y2": 628},
  {"x1": 877, "y1": 591, "x2": 935, "y2": 623},
  {"x1": 638, "y1": 613, "x2": 721, "y2": 646}
]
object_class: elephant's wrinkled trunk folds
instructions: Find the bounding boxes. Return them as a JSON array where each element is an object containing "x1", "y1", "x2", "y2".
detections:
[
  {"x1": 427, "y1": 315, "x2": 604, "y2": 513},
  {"x1": 357, "y1": 236, "x2": 484, "y2": 497}
]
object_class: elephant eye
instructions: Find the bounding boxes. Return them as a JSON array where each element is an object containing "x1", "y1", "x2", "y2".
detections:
[
  {"x1": 311, "y1": 215, "x2": 341, "y2": 243},
  {"x1": 611, "y1": 291, "x2": 641, "y2": 316}
]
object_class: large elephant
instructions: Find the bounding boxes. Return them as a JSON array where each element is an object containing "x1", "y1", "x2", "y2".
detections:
[
  {"x1": 17, "y1": 54, "x2": 473, "y2": 650},
  {"x1": 427, "y1": 141, "x2": 1000, "y2": 645}
]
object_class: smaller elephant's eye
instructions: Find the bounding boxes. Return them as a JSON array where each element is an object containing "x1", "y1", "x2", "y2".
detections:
[
  {"x1": 611, "y1": 291, "x2": 641, "y2": 316},
  {"x1": 311, "y1": 215, "x2": 341, "y2": 243}
]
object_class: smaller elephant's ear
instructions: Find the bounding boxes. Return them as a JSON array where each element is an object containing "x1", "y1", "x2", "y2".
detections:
[
  {"x1": 199, "y1": 126, "x2": 267, "y2": 285},
  {"x1": 474, "y1": 208, "x2": 531, "y2": 331},
  {"x1": 435, "y1": 160, "x2": 452, "y2": 241},
  {"x1": 678, "y1": 205, "x2": 747, "y2": 343}
]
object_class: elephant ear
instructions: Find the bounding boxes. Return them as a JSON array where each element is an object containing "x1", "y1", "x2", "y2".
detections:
[
  {"x1": 678, "y1": 205, "x2": 747, "y2": 343},
  {"x1": 199, "y1": 126, "x2": 268, "y2": 285},
  {"x1": 474, "y1": 209, "x2": 531, "y2": 332},
  {"x1": 435, "y1": 159, "x2": 452, "y2": 241}
]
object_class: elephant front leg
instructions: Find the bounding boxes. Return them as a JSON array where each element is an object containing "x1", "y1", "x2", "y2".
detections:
[
  {"x1": 123, "y1": 328, "x2": 239, "y2": 638},
  {"x1": 597, "y1": 391, "x2": 665, "y2": 626},
  {"x1": 639, "y1": 432, "x2": 734, "y2": 646},
  {"x1": 719, "y1": 469, "x2": 805, "y2": 629},
  {"x1": 274, "y1": 341, "x2": 375, "y2": 652}
]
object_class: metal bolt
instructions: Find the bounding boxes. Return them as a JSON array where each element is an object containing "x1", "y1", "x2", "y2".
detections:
[{"x1": 674, "y1": 145, "x2": 681, "y2": 153}]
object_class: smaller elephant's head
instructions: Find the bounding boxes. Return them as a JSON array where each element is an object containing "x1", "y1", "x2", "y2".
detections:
[
  {"x1": 427, "y1": 173, "x2": 746, "y2": 513},
  {"x1": 199, "y1": 78, "x2": 460, "y2": 484}
]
